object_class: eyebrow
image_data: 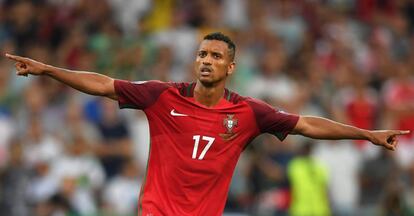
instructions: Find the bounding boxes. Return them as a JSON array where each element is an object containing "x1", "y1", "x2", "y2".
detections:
[{"x1": 198, "y1": 49, "x2": 224, "y2": 54}]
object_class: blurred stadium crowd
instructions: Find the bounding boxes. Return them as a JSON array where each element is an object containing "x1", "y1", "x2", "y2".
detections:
[{"x1": 0, "y1": 0, "x2": 414, "y2": 215}]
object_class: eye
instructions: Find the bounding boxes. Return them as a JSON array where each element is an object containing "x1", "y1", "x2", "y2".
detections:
[
  {"x1": 213, "y1": 53, "x2": 222, "y2": 59},
  {"x1": 198, "y1": 51, "x2": 207, "y2": 58}
]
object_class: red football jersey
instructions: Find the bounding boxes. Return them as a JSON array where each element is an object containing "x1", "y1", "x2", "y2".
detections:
[{"x1": 114, "y1": 80, "x2": 299, "y2": 216}]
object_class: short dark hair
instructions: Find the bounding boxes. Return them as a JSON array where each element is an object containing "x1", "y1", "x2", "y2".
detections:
[{"x1": 203, "y1": 32, "x2": 236, "y2": 61}]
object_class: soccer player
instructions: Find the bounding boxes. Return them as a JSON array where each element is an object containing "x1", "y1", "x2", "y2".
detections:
[{"x1": 5, "y1": 32, "x2": 409, "y2": 216}]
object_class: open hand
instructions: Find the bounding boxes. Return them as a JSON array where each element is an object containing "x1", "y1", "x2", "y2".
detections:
[
  {"x1": 369, "y1": 130, "x2": 410, "y2": 151},
  {"x1": 5, "y1": 53, "x2": 47, "y2": 76}
]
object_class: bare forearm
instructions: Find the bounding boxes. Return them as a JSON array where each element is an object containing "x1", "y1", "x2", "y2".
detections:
[
  {"x1": 293, "y1": 116, "x2": 371, "y2": 141},
  {"x1": 43, "y1": 65, "x2": 116, "y2": 99}
]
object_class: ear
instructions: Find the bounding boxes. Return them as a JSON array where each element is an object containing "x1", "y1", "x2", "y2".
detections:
[{"x1": 226, "y1": 62, "x2": 236, "y2": 76}]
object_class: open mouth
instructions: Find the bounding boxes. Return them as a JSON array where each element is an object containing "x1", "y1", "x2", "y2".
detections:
[{"x1": 200, "y1": 67, "x2": 213, "y2": 75}]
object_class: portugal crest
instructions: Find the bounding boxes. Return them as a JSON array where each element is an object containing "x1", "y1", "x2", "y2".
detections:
[
  {"x1": 220, "y1": 114, "x2": 239, "y2": 141},
  {"x1": 223, "y1": 114, "x2": 238, "y2": 133}
]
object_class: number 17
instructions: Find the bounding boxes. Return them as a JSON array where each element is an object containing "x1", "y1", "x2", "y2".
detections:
[{"x1": 192, "y1": 135, "x2": 215, "y2": 160}]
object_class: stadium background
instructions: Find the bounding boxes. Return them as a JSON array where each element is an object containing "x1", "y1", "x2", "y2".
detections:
[{"x1": 0, "y1": 0, "x2": 414, "y2": 215}]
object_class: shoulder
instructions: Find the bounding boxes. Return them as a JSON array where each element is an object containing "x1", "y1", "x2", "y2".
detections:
[
  {"x1": 243, "y1": 97, "x2": 275, "y2": 112},
  {"x1": 114, "y1": 80, "x2": 175, "y2": 109},
  {"x1": 170, "y1": 82, "x2": 195, "y2": 97},
  {"x1": 224, "y1": 89, "x2": 247, "y2": 104},
  {"x1": 114, "y1": 79, "x2": 176, "y2": 94}
]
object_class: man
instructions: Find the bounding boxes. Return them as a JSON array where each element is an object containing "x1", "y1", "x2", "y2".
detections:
[
  {"x1": 288, "y1": 141, "x2": 330, "y2": 216},
  {"x1": 5, "y1": 32, "x2": 409, "y2": 216}
]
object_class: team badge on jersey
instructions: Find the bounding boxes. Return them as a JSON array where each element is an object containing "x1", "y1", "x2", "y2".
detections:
[
  {"x1": 223, "y1": 114, "x2": 238, "y2": 133},
  {"x1": 220, "y1": 114, "x2": 238, "y2": 141}
]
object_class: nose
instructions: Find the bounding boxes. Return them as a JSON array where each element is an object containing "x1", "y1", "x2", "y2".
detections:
[
  {"x1": 203, "y1": 61, "x2": 211, "y2": 66},
  {"x1": 202, "y1": 55, "x2": 212, "y2": 66}
]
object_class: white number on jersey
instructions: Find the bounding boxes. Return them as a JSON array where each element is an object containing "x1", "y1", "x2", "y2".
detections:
[{"x1": 192, "y1": 135, "x2": 215, "y2": 160}]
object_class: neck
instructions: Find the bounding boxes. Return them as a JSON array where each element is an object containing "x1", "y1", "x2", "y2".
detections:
[{"x1": 194, "y1": 80, "x2": 226, "y2": 107}]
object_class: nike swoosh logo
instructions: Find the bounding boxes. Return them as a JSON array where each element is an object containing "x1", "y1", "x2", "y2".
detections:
[{"x1": 170, "y1": 109, "x2": 189, "y2": 117}]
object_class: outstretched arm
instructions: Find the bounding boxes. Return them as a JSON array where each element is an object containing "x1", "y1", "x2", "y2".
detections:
[
  {"x1": 5, "y1": 53, "x2": 118, "y2": 100},
  {"x1": 292, "y1": 115, "x2": 410, "y2": 150}
]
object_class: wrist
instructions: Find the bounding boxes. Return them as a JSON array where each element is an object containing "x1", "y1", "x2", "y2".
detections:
[
  {"x1": 362, "y1": 130, "x2": 374, "y2": 142},
  {"x1": 42, "y1": 64, "x2": 55, "y2": 76}
]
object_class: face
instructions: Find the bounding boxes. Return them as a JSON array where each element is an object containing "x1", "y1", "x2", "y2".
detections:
[{"x1": 195, "y1": 40, "x2": 235, "y2": 86}]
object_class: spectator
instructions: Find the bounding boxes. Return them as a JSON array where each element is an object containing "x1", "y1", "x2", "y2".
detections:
[
  {"x1": 0, "y1": 138, "x2": 31, "y2": 216},
  {"x1": 358, "y1": 148, "x2": 401, "y2": 215},
  {"x1": 382, "y1": 62, "x2": 414, "y2": 168},
  {"x1": 94, "y1": 98, "x2": 133, "y2": 178},
  {"x1": 314, "y1": 140, "x2": 361, "y2": 216},
  {"x1": 288, "y1": 141, "x2": 330, "y2": 216},
  {"x1": 102, "y1": 158, "x2": 142, "y2": 215}
]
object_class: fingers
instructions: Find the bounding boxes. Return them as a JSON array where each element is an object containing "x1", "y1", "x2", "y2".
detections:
[
  {"x1": 389, "y1": 137, "x2": 398, "y2": 150},
  {"x1": 384, "y1": 133, "x2": 402, "y2": 150},
  {"x1": 383, "y1": 130, "x2": 410, "y2": 150},
  {"x1": 16, "y1": 71, "x2": 29, "y2": 77},
  {"x1": 386, "y1": 135, "x2": 395, "y2": 145},
  {"x1": 5, "y1": 53, "x2": 27, "y2": 62},
  {"x1": 397, "y1": 130, "x2": 411, "y2": 135},
  {"x1": 14, "y1": 62, "x2": 29, "y2": 77},
  {"x1": 6, "y1": 53, "x2": 30, "y2": 77},
  {"x1": 15, "y1": 62, "x2": 26, "y2": 69},
  {"x1": 16, "y1": 70, "x2": 29, "y2": 76},
  {"x1": 383, "y1": 141, "x2": 397, "y2": 151},
  {"x1": 391, "y1": 139, "x2": 398, "y2": 149},
  {"x1": 392, "y1": 130, "x2": 411, "y2": 135}
]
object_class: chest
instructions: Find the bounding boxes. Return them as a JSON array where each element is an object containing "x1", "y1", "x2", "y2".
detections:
[
  {"x1": 145, "y1": 94, "x2": 260, "y2": 162},
  {"x1": 146, "y1": 93, "x2": 255, "y2": 137}
]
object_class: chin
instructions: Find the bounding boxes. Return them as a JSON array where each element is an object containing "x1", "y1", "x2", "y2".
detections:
[{"x1": 198, "y1": 78, "x2": 215, "y2": 87}]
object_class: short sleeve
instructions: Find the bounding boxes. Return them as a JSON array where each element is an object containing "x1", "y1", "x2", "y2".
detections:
[
  {"x1": 246, "y1": 98, "x2": 299, "y2": 141},
  {"x1": 114, "y1": 80, "x2": 170, "y2": 110}
]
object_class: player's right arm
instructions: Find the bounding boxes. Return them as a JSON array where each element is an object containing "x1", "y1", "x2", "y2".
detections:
[{"x1": 5, "y1": 53, "x2": 118, "y2": 100}]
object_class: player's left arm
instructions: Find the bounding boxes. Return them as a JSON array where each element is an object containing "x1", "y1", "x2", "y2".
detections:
[{"x1": 291, "y1": 115, "x2": 410, "y2": 150}]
